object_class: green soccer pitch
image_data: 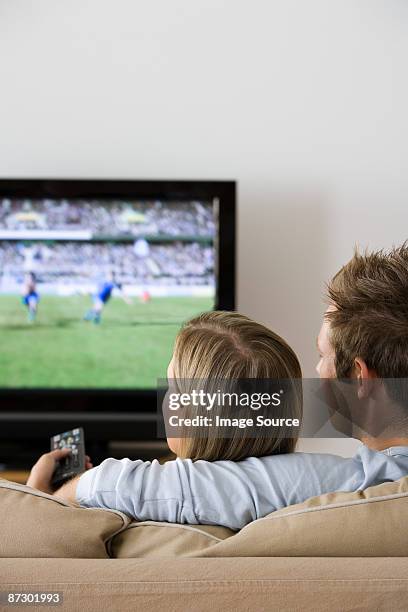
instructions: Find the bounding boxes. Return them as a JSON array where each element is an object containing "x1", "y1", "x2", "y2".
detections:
[{"x1": 0, "y1": 294, "x2": 213, "y2": 388}]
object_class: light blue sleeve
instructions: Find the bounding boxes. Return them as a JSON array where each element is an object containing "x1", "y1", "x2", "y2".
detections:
[
  {"x1": 76, "y1": 452, "x2": 365, "y2": 530},
  {"x1": 76, "y1": 447, "x2": 408, "y2": 529},
  {"x1": 76, "y1": 457, "x2": 259, "y2": 529}
]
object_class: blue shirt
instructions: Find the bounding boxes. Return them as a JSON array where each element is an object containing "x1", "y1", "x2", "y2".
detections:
[
  {"x1": 97, "y1": 281, "x2": 117, "y2": 303},
  {"x1": 76, "y1": 445, "x2": 408, "y2": 530}
]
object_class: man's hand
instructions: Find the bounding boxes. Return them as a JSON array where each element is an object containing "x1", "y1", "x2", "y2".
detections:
[
  {"x1": 53, "y1": 474, "x2": 82, "y2": 504},
  {"x1": 26, "y1": 449, "x2": 93, "y2": 496},
  {"x1": 27, "y1": 448, "x2": 71, "y2": 494}
]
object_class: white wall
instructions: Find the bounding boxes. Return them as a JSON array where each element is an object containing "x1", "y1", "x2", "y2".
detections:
[{"x1": 1, "y1": 0, "x2": 407, "y2": 455}]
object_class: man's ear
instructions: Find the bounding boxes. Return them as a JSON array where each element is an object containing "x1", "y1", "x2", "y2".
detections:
[{"x1": 353, "y1": 357, "x2": 377, "y2": 399}]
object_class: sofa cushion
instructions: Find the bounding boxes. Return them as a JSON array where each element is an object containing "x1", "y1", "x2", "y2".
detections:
[
  {"x1": 111, "y1": 476, "x2": 408, "y2": 558},
  {"x1": 111, "y1": 521, "x2": 234, "y2": 558},
  {"x1": 197, "y1": 475, "x2": 408, "y2": 557},
  {"x1": 0, "y1": 479, "x2": 130, "y2": 558},
  {"x1": 2, "y1": 558, "x2": 408, "y2": 612}
]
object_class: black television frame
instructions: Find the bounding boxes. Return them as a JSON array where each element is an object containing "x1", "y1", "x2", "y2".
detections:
[{"x1": 0, "y1": 179, "x2": 236, "y2": 446}]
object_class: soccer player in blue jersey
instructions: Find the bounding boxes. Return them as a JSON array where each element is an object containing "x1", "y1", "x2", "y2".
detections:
[
  {"x1": 84, "y1": 271, "x2": 131, "y2": 324},
  {"x1": 21, "y1": 272, "x2": 40, "y2": 323}
]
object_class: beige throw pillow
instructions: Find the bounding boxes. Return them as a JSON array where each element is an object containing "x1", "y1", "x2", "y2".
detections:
[
  {"x1": 111, "y1": 521, "x2": 234, "y2": 558},
  {"x1": 0, "y1": 479, "x2": 130, "y2": 558}
]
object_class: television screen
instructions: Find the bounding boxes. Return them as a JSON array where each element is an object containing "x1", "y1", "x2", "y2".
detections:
[{"x1": 0, "y1": 196, "x2": 217, "y2": 389}]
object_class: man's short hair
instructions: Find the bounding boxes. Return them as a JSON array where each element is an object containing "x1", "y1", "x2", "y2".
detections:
[{"x1": 326, "y1": 243, "x2": 408, "y2": 380}]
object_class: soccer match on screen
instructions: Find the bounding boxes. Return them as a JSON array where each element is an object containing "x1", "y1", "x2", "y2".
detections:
[{"x1": 0, "y1": 198, "x2": 215, "y2": 389}]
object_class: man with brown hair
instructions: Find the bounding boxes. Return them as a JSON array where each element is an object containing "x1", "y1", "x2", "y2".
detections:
[{"x1": 317, "y1": 244, "x2": 408, "y2": 448}]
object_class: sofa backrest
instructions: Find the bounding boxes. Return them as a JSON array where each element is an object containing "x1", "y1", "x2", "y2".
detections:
[
  {"x1": 2, "y1": 475, "x2": 407, "y2": 559},
  {"x1": 197, "y1": 475, "x2": 408, "y2": 557},
  {"x1": 110, "y1": 476, "x2": 408, "y2": 558}
]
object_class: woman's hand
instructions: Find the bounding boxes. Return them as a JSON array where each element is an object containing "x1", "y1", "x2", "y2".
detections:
[{"x1": 26, "y1": 449, "x2": 93, "y2": 495}]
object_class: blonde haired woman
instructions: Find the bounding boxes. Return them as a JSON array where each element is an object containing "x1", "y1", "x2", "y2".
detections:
[
  {"x1": 28, "y1": 311, "x2": 407, "y2": 530},
  {"x1": 166, "y1": 310, "x2": 301, "y2": 461}
]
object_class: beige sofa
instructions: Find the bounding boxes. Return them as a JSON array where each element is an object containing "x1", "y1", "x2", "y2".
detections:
[{"x1": 1, "y1": 476, "x2": 408, "y2": 611}]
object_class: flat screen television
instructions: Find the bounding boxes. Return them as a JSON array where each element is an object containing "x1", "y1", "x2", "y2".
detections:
[{"x1": 0, "y1": 180, "x2": 235, "y2": 454}]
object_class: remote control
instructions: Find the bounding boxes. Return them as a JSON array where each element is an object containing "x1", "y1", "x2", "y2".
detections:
[{"x1": 50, "y1": 427, "x2": 86, "y2": 488}]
